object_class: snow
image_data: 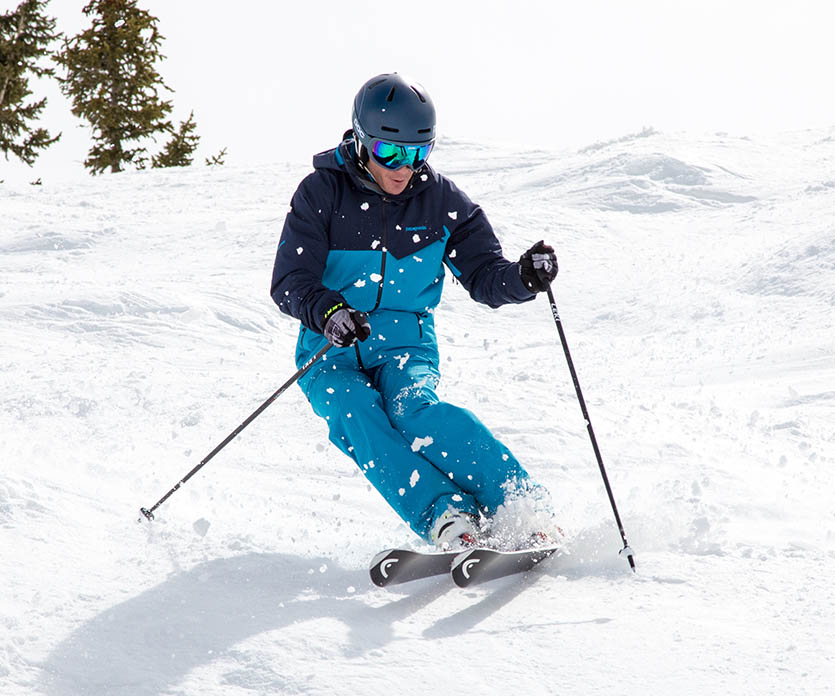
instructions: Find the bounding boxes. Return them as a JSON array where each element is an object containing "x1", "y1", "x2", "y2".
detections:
[
  {"x1": 2, "y1": 128, "x2": 835, "y2": 696},
  {"x1": 410, "y1": 437, "x2": 434, "y2": 453}
]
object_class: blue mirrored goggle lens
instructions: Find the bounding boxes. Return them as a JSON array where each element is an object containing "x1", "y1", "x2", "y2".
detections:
[{"x1": 370, "y1": 141, "x2": 433, "y2": 170}]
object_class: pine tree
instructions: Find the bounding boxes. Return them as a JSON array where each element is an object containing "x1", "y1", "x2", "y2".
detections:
[
  {"x1": 55, "y1": 0, "x2": 174, "y2": 175},
  {"x1": 0, "y1": 0, "x2": 61, "y2": 165},
  {"x1": 205, "y1": 147, "x2": 227, "y2": 167},
  {"x1": 151, "y1": 110, "x2": 199, "y2": 168}
]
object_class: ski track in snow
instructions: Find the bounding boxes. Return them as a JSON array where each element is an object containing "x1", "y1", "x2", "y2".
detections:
[{"x1": 2, "y1": 130, "x2": 834, "y2": 695}]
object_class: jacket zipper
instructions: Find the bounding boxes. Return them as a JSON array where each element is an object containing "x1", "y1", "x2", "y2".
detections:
[
  {"x1": 355, "y1": 198, "x2": 389, "y2": 371},
  {"x1": 371, "y1": 199, "x2": 389, "y2": 312},
  {"x1": 354, "y1": 342, "x2": 365, "y2": 369}
]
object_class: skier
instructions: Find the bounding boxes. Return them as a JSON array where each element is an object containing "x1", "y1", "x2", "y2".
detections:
[{"x1": 271, "y1": 73, "x2": 559, "y2": 550}]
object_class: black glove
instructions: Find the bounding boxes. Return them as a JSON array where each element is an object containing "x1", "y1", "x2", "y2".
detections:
[
  {"x1": 323, "y1": 303, "x2": 371, "y2": 347},
  {"x1": 519, "y1": 240, "x2": 558, "y2": 293}
]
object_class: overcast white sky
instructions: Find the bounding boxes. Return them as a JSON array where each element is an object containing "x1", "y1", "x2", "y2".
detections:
[{"x1": 3, "y1": 0, "x2": 835, "y2": 183}]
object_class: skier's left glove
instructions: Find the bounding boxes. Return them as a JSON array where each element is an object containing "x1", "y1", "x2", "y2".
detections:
[
  {"x1": 323, "y1": 302, "x2": 371, "y2": 348},
  {"x1": 519, "y1": 240, "x2": 558, "y2": 293}
]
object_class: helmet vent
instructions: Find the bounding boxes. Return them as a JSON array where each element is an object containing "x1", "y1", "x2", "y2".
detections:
[
  {"x1": 418, "y1": 127, "x2": 432, "y2": 134},
  {"x1": 386, "y1": 87, "x2": 397, "y2": 102},
  {"x1": 381, "y1": 125, "x2": 400, "y2": 133},
  {"x1": 410, "y1": 86, "x2": 427, "y2": 103}
]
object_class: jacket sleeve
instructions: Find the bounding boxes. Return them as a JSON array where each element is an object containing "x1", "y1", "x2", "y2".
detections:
[
  {"x1": 270, "y1": 172, "x2": 346, "y2": 333},
  {"x1": 442, "y1": 181, "x2": 536, "y2": 308}
]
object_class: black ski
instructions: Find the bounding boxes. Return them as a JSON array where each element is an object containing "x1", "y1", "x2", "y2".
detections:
[
  {"x1": 450, "y1": 546, "x2": 559, "y2": 588},
  {"x1": 369, "y1": 548, "x2": 459, "y2": 587}
]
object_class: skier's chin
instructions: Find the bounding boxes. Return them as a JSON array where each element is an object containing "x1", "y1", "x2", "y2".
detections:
[
  {"x1": 365, "y1": 158, "x2": 412, "y2": 195},
  {"x1": 382, "y1": 178, "x2": 410, "y2": 195}
]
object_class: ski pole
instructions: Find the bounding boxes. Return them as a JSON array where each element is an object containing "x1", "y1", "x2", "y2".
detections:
[
  {"x1": 139, "y1": 342, "x2": 333, "y2": 522},
  {"x1": 546, "y1": 286, "x2": 635, "y2": 572}
]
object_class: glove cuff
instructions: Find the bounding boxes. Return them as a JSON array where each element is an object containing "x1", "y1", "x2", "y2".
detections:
[{"x1": 323, "y1": 301, "x2": 347, "y2": 324}]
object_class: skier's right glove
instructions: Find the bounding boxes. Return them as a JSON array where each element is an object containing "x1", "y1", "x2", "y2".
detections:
[
  {"x1": 323, "y1": 302, "x2": 371, "y2": 348},
  {"x1": 519, "y1": 240, "x2": 558, "y2": 293}
]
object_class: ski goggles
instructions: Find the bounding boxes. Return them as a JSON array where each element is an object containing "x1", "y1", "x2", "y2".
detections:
[{"x1": 369, "y1": 140, "x2": 434, "y2": 171}]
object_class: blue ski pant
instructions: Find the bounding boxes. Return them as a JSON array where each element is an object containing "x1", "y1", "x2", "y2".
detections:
[{"x1": 296, "y1": 311, "x2": 531, "y2": 541}]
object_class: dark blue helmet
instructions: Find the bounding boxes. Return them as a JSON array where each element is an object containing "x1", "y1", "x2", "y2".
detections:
[{"x1": 352, "y1": 73, "x2": 436, "y2": 149}]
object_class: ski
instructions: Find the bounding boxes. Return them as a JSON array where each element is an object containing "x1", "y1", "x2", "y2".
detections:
[
  {"x1": 369, "y1": 548, "x2": 460, "y2": 587},
  {"x1": 450, "y1": 545, "x2": 559, "y2": 588}
]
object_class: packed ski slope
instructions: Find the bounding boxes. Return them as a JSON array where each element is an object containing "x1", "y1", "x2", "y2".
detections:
[{"x1": 2, "y1": 128, "x2": 834, "y2": 695}]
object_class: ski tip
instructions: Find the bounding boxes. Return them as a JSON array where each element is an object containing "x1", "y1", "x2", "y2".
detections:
[
  {"x1": 450, "y1": 545, "x2": 560, "y2": 588},
  {"x1": 369, "y1": 548, "x2": 459, "y2": 588},
  {"x1": 369, "y1": 551, "x2": 398, "y2": 587},
  {"x1": 370, "y1": 548, "x2": 397, "y2": 568}
]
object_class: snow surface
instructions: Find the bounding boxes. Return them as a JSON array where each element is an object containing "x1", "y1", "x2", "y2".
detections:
[{"x1": 2, "y1": 129, "x2": 834, "y2": 695}]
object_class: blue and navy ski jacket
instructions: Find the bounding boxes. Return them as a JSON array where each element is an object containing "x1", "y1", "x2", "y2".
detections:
[{"x1": 270, "y1": 134, "x2": 535, "y2": 365}]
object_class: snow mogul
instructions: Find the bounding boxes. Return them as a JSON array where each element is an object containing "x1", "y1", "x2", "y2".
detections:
[{"x1": 271, "y1": 73, "x2": 559, "y2": 551}]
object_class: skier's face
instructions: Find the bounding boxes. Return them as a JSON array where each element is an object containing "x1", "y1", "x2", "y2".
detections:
[{"x1": 365, "y1": 157, "x2": 412, "y2": 196}]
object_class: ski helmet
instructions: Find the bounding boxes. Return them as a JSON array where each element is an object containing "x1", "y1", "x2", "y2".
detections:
[{"x1": 352, "y1": 73, "x2": 436, "y2": 151}]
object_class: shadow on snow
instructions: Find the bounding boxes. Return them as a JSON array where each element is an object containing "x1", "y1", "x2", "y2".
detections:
[{"x1": 38, "y1": 551, "x2": 450, "y2": 696}]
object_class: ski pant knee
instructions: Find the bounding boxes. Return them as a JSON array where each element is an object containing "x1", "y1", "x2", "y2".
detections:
[
  {"x1": 300, "y1": 361, "x2": 477, "y2": 539},
  {"x1": 374, "y1": 359, "x2": 531, "y2": 514},
  {"x1": 297, "y1": 345, "x2": 538, "y2": 541}
]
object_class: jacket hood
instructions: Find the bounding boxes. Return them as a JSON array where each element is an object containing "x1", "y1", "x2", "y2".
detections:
[{"x1": 312, "y1": 131, "x2": 439, "y2": 200}]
